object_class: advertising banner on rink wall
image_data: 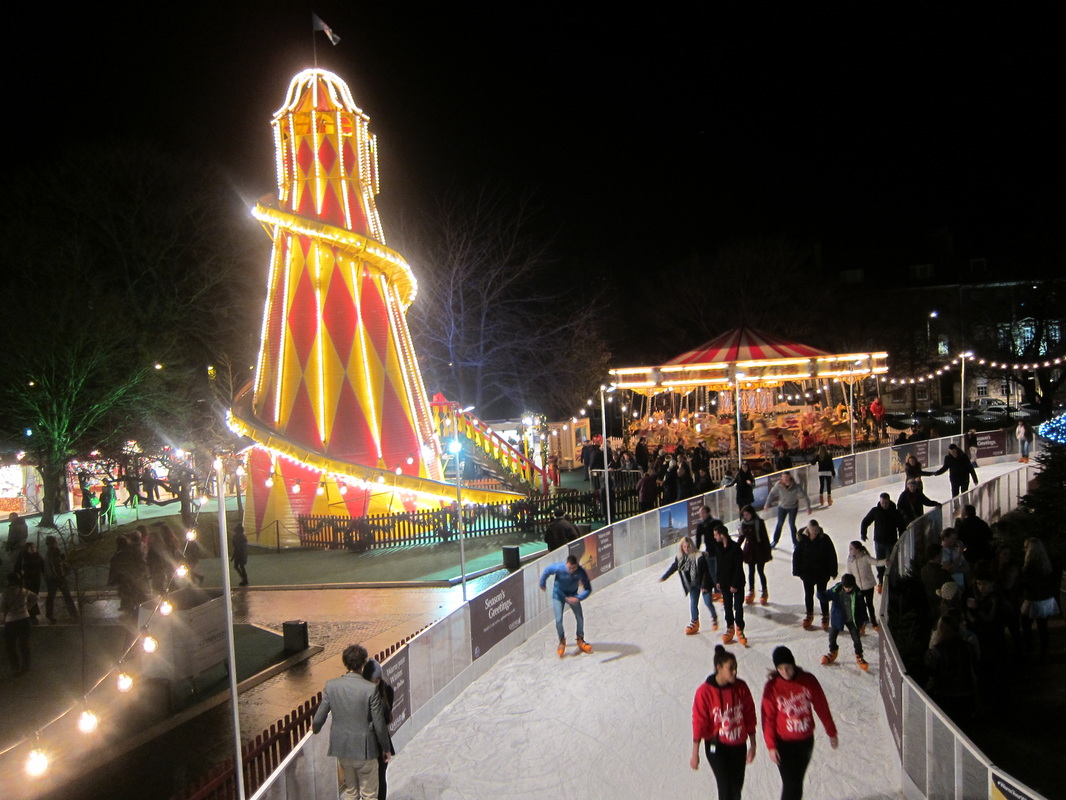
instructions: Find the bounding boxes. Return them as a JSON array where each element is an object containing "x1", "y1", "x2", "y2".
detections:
[
  {"x1": 470, "y1": 570, "x2": 525, "y2": 661},
  {"x1": 990, "y1": 771, "x2": 1042, "y2": 800},
  {"x1": 877, "y1": 635, "x2": 903, "y2": 760},
  {"x1": 383, "y1": 648, "x2": 410, "y2": 736},
  {"x1": 658, "y1": 502, "x2": 688, "y2": 549},
  {"x1": 975, "y1": 429, "x2": 1007, "y2": 459},
  {"x1": 835, "y1": 455, "x2": 856, "y2": 487},
  {"x1": 569, "y1": 526, "x2": 614, "y2": 580}
]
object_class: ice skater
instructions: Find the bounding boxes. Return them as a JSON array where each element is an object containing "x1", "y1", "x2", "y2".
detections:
[
  {"x1": 818, "y1": 573, "x2": 870, "y2": 670},
  {"x1": 540, "y1": 555, "x2": 593, "y2": 657},
  {"x1": 762, "y1": 646, "x2": 838, "y2": 800},
  {"x1": 690, "y1": 644, "x2": 758, "y2": 800},
  {"x1": 737, "y1": 505, "x2": 772, "y2": 606},
  {"x1": 660, "y1": 536, "x2": 718, "y2": 635},
  {"x1": 845, "y1": 541, "x2": 882, "y2": 633},
  {"x1": 714, "y1": 524, "x2": 748, "y2": 647}
]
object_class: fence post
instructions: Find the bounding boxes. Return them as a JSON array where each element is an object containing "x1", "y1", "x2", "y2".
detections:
[{"x1": 275, "y1": 519, "x2": 280, "y2": 553}]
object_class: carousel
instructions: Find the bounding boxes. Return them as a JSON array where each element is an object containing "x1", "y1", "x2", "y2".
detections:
[{"x1": 609, "y1": 328, "x2": 888, "y2": 464}]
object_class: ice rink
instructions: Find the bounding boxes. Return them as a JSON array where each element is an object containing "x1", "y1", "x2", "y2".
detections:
[{"x1": 387, "y1": 461, "x2": 1021, "y2": 800}]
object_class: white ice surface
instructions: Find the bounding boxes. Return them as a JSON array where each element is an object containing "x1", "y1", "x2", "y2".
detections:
[{"x1": 388, "y1": 462, "x2": 1022, "y2": 800}]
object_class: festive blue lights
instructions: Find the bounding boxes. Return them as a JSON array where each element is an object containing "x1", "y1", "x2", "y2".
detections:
[{"x1": 1037, "y1": 414, "x2": 1066, "y2": 444}]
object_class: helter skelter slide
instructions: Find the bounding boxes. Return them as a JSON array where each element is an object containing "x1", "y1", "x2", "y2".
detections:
[{"x1": 230, "y1": 69, "x2": 529, "y2": 544}]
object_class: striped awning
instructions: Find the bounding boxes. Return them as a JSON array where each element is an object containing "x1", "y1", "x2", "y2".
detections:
[
  {"x1": 664, "y1": 327, "x2": 830, "y2": 365},
  {"x1": 610, "y1": 327, "x2": 888, "y2": 393}
]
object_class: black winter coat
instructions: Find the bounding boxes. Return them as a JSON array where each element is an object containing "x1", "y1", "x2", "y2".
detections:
[
  {"x1": 792, "y1": 533, "x2": 839, "y2": 584},
  {"x1": 860, "y1": 502, "x2": 906, "y2": 545},
  {"x1": 716, "y1": 539, "x2": 746, "y2": 592}
]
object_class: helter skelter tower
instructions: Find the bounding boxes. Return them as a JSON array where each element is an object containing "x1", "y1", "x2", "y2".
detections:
[{"x1": 231, "y1": 69, "x2": 514, "y2": 542}]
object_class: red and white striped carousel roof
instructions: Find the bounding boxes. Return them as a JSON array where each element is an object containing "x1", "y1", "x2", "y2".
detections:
[{"x1": 664, "y1": 327, "x2": 830, "y2": 366}]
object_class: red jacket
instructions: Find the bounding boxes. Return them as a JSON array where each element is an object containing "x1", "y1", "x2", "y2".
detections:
[
  {"x1": 692, "y1": 677, "x2": 757, "y2": 746},
  {"x1": 761, "y1": 669, "x2": 837, "y2": 748}
]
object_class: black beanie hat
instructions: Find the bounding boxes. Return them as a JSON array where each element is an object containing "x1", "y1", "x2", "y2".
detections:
[{"x1": 772, "y1": 646, "x2": 795, "y2": 668}]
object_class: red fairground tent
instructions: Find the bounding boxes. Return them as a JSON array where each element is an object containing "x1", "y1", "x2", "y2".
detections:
[
  {"x1": 664, "y1": 327, "x2": 831, "y2": 366},
  {"x1": 610, "y1": 327, "x2": 887, "y2": 393}
]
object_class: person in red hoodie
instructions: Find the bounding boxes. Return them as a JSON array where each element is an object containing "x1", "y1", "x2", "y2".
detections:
[
  {"x1": 690, "y1": 644, "x2": 758, "y2": 800},
  {"x1": 761, "y1": 646, "x2": 838, "y2": 800}
]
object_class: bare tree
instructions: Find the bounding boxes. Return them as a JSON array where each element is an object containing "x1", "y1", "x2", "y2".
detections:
[
  {"x1": 399, "y1": 188, "x2": 610, "y2": 419},
  {"x1": 0, "y1": 144, "x2": 261, "y2": 525}
]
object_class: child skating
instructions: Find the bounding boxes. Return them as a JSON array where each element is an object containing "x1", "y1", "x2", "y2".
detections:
[{"x1": 818, "y1": 573, "x2": 870, "y2": 671}]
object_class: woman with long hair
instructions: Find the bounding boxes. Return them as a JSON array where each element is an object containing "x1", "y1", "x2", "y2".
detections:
[
  {"x1": 1021, "y1": 537, "x2": 1059, "y2": 658},
  {"x1": 815, "y1": 446, "x2": 835, "y2": 507},
  {"x1": 903, "y1": 453, "x2": 932, "y2": 486},
  {"x1": 691, "y1": 644, "x2": 757, "y2": 800},
  {"x1": 728, "y1": 464, "x2": 756, "y2": 512},
  {"x1": 845, "y1": 540, "x2": 881, "y2": 633},
  {"x1": 737, "y1": 506, "x2": 772, "y2": 605},
  {"x1": 660, "y1": 536, "x2": 719, "y2": 635}
]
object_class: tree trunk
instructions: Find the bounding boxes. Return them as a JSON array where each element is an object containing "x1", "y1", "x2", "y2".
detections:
[{"x1": 36, "y1": 460, "x2": 67, "y2": 528}]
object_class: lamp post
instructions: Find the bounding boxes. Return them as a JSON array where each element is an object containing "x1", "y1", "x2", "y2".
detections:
[
  {"x1": 449, "y1": 406, "x2": 468, "y2": 601},
  {"x1": 959, "y1": 351, "x2": 972, "y2": 438},
  {"x1": 599, "y1": 385, "x2": 616, "y2": 525},
  {"x1": 734, "y1": 372, "x2": 745, "y2": 470},
  {"x1": 213, "y1": 457, "x2": 245, "y2": 800},
  {"x1": 927, "y1": 310, "x2": 938, "y2": 346}
]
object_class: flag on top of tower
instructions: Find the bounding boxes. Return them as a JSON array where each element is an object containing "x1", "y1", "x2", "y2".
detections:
[{"x1": 312, "y1": 13, "x2": 341, "y2": 45}]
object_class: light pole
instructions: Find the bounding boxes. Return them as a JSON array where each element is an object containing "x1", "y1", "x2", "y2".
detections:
[
  {"x1": 959, "y1": 351, "x2": 972, "y2": 438},
  {"x1": 213, "y1": 457, "x2": 245, "y2": 800},
  {"x1": 734, "y1": 372, "x2": 745, "y2": 470},
  {"x1": 449, "y1": 405, "x2": 468, "y2": 601},
  {"x1": 599, "y1": 385, "x2": 616, "y2": 525}
]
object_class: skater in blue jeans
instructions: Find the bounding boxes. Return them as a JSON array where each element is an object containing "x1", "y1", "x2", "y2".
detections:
[
  {"x1": 660, "y1": 536, "x2": 719, "y2": 636},
  {"x1": 540, "y1": 555, "x2": 593, "y2": 658}
]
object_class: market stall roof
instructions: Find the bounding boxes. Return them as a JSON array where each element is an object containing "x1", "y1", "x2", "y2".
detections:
[{"x1": 610, "y1": 326, "x2": 888, "y2": 393}]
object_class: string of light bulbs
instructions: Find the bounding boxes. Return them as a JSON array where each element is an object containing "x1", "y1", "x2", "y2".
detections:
[{"x1": 4, "y1": 460, "x2": 221, "y2": 778}]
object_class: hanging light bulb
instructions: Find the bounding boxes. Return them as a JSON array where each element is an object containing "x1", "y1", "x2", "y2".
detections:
[
  {"x1": 339, "y1": 483, "x2": 348, "y2": 495},
  {"x1": 186, "y1": 529, "x2": 197, "y2": 541},
  {"x1": 159, "y1": 599, "x2": 174, "y2": 616},
  {"x1": 291, "y1": 481, "x2": 301, "y2": 494},
  {"x1": 78, "y1": 709, "x2": 99, "y2": 734},
  {"x1": 316, "y1": 483, "x2": 326, "y2": 496},
  {"x1": 116, "y1": 672, "x2": 134, "y2": 692},
  {"x1": 213, "y1": 458, "x2": 223, "y2": 470},
  {"x1": 142, "y1": 635, "x2": 159, "y2": 654},
  {"x1": 198, "y1": 495, "x2": 209, "y2": 506},
  {"x1": 26, "y1": 748, "x2": 48, "y2": 777},
  {"x1": 175, "y1": 564, "x2": 189, "y2": 578},
  {"x1": 264, "y1": 476, "x2": 274, "y2": 488}
]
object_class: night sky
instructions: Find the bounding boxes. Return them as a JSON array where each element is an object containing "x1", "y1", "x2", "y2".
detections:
[{"x1": 9, "y1": 4, "x2": 1065, "y2": 298}]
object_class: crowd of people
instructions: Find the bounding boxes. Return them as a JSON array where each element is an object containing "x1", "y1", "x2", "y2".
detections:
[{"x1": 914, "y1": 513, "x2": 1060, "y2": 720}]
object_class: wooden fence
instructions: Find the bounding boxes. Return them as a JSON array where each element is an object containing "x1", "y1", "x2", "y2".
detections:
[
  {"x1": 296, "y1": 470, "x2": 644, "y2": 550},
  {"x1": 175, "y1": 694, "x2": 320, "y2": 800}
]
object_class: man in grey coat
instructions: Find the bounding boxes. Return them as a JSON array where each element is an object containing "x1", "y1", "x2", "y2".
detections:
[{"x1": 313, "y1": 643, "x2": 393, "y2": 799}]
